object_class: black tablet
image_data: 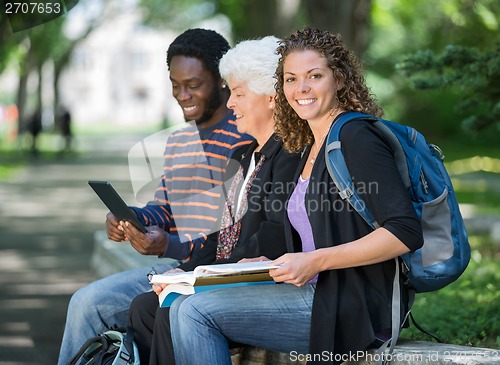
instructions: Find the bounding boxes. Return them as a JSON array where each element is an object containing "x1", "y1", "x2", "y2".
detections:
[{"x1": 88, "y1": 180, "x2": 148, "y2": 233}]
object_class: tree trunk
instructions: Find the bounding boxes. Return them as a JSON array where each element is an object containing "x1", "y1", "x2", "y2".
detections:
[
  {"x1": 231, "y1": 0, "x2": 303, "y2": 39},
  {"x1": 231, "y1": 0, "x2": 372, "y2": 57},
  {"x1": 34, "y1": 61, "x2": 43, "y2": 123},
  {"x1": 16, "y1": 41, "x2": 33, "y2": 134},
  {"x1": 51, "y1": 17, "x2": 102, "y2": 128},
  {"x1": 303, "y1": 0, "x2": 372, "y2": 57},
  {"x1": 237, "y1": 0, "x2": 279, "y2": 39},
  {"x1": 53, "y1": 62, "x2": 61, "y2": 131}
]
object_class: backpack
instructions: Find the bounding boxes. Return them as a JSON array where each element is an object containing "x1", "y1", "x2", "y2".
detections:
[
  {"x1": 325, "y1": 111, "x2": 471, "y2": 362},
  {"x1": 325, "y1": 111, "x2": 470, "y2": 293},
  {"x1": 67, "y1": 329, "x2": 139, "y2": 365}
]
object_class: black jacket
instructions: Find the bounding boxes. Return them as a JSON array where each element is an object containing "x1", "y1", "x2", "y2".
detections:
[
  {"x1": 180, "y1": 135, "x2": 301, "y2": 271},
  {"x1": 284, "y1": 118, "x2": 423, "y2": 364}
]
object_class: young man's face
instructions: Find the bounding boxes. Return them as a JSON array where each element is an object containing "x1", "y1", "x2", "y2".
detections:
[{"x1": 169, "y1": 55, "x2": 225, "y2": 126}]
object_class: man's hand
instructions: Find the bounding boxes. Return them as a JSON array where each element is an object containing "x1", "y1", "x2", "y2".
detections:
[
  {"x1": 105, "y1": 212, "x2": 126, "y2": 242},
  {"x1": 121, "y1": 221, "x2": 169, "y2": 256}
]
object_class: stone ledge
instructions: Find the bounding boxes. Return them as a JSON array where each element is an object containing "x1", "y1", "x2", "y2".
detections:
[
  {"x1": 232, "y1": 340, "x2": 500, "y2": 365},
  {"x1": 92, "y1": 230, "x2": 500, "y2": 365}
]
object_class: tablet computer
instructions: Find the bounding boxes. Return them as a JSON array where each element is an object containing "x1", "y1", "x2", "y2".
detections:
[{"x1": 88, "y1": 180, "x2": 148, "y2": 233}]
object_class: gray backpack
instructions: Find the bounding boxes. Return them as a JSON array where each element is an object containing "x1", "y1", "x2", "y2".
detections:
[{"x1": 67, "y1": 329, "x2": 139, "y2": 365}]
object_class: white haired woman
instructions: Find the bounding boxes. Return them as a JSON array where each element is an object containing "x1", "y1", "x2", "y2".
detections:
[{"x1": 127, "y1": 36, "x2": 301, "y2": 364}]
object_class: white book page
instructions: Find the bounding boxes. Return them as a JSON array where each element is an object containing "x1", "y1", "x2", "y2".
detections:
[
  {"x1": 150, "y1": 271, "x2": 196, "y2": 285},
  {"x1": 150, "y1": 261, "x2": 280, "y2": 285},
  {"x1": 157, "y1": 284, "x2": 195, "y2": 305},
  {"x1": 193, "y1": 261, "x2": 280, "y2": 277}
]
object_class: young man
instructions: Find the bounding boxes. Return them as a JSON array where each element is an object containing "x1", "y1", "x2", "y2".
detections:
[{"x1": 58, "y1": 29, "x2": 252, "y2": 364}]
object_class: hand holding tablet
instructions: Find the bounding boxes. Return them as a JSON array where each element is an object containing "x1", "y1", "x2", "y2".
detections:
[{"x1": 88, "y1": 180, "x2": 148, "y2": 234}]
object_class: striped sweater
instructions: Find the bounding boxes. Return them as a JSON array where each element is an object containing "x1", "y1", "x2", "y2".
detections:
[{"x1": 130, "y1": 112, "x2": 253, "y2": 260}]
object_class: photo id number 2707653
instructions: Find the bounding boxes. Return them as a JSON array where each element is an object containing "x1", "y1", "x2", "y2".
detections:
[{"x1": 5, "y1": 2, "x2": 62, "y2": 14}]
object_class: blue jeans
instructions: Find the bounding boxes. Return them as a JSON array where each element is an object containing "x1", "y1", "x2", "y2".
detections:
[
  {"x1": 170, "y1": 283, "x2": 315, "y2": 365},
  {"x1": 57, "y1": 263, "x2": 174, "y2": 365}
]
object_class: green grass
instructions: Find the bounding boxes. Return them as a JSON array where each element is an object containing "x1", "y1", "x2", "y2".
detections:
[
  {"x1": 0, "y1": 118, "x2": 163, "y2": 162},
  {"x1": 0, "y1": 119, "x2": 178, "y2": 181},
  {"x1": 432, "y1": 133, "x2": 500, "y2": 161},
  {"x1": 72, "y1": 120, "x2": 175, "y2": 136},
  {"x1": 0, "y1": 140, "x2": 26, "y2": 180},
  {"x1": 454, "y1": 190, "x2": 500, "y2": 213},
  {"x1": 0, "y1": 163, "x2": 22, "y2": 180},
  {"x1": 0, "y1": 133, "x2": 69, "y2": 181},
  {"x1": 439, "y1": 135, "x2": 500, "y2": 213}
]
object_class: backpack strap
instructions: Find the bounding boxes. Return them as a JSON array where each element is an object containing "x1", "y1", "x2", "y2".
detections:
[
  {"x1": 372, "y1": 120, "x2": 411, "y2": 190},
  {"x1": 325, "y1": 111, "x2": 380, "y2": 229},
  {"x1": 325, "y1": 112, "x2": 412, "y2": 363},
  {"x1": 103, "y1": 329, "x2": 137, "y2": 363},
  {"x1": 66, "y1": 335, "x2": 108, "y2": 365},
  {"x1": 326, "y1": 112, "x2": 415, "y2": 224},
  {"x1": 122, "y1": 326, "x2": 137, "y2": 362},
  {"x1": 374, "y1": 258, "x2": 407, "y2": 365}
]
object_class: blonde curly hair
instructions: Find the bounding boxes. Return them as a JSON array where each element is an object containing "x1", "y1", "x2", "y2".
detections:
[{"x1": 274, "y1": 27, "x2": 383, "y2": 153}]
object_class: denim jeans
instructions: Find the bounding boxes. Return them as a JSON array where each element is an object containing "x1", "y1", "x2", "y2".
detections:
[
  {"x1": 170, "y1": 283, "x2": 315, "y2": 365},
  {"x1": 57, "y1": 262, "x2": 174, "y2": 365}
]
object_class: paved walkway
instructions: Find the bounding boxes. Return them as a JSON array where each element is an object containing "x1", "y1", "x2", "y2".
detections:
[{"x1": 0, "y1": 135, "x2": 145, "y2": 365}]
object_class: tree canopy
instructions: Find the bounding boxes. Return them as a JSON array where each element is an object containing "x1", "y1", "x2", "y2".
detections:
[
  {"x1": 1, "y1": 0, "x2": 498, "y2": 140},
  {"x1": 367, "y1": 0, "x2": 498, "y2": 137},
  {"x1": 397, "y1": 43, "x2": 499, "y2": 133}
]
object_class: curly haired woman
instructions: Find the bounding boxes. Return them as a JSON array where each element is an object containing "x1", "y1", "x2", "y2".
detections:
[{"x1": 170, "y1": 27, "x2": 423, "y2": 365}]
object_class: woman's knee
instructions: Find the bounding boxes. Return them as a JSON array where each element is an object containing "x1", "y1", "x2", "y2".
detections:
[
  {"x1": 169, "y1": 294, "x2": 189, "y2": 319},
  {"x1": 130, "y1": 291, "x2": 157, "y2": 312},
  {"x1": 175, "y1": 294, "x2": 214, "y2": 326}
]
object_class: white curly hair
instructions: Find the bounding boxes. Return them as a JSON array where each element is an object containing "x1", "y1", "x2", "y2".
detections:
[{"x1": 219, "y1": 36, "x2": 280, "y2": 96}]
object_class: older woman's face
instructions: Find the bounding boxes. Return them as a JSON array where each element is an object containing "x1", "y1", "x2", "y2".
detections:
[
  {"x1": 282, "y1": 50, "x2": 340, "y2": 124},
  {"x1": 226, "y1": 79, "x2": 273, "y2": 138}
]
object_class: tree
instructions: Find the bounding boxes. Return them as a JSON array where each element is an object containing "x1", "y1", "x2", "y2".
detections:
[
  {"x1": 366, "y1": 0, "x2": 499, "y2": 138},
  {"x1": 396, "y1": 43, "x2": 500, "y2": 133},
  {"x1": 302, "y1": 0, "x2": 371, "y2": 56},
  {"x1": 15, "y1": 18, "x2": 68, "y2": 133},
  {"x1": 0, "y1": 12, "x2": 21, "y2": 74},
  {"x1": 2, "y1": 0, "x2": 109, "y2": 140},
  {"x1": 138, "y1": 0, "x2": 372, "y2": 56}
]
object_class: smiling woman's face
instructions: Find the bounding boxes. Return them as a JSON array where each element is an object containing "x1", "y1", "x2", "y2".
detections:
[{"x1": 282, "y1": 50, "x2": 341, "y2": 124}]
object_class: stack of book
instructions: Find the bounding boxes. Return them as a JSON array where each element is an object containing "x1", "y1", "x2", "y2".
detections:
[{"x1": 149, "y1": 261, "x2": 279, "y2": 307}]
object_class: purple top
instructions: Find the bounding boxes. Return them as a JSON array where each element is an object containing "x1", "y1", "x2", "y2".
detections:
[{"x1": 287, "y1": 176, "x2": 318, "y2": 284}]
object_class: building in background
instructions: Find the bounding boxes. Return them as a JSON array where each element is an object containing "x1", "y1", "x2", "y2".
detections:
[{"x1": 59, "y1": 11, "x2": 180, "y2": 128}]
